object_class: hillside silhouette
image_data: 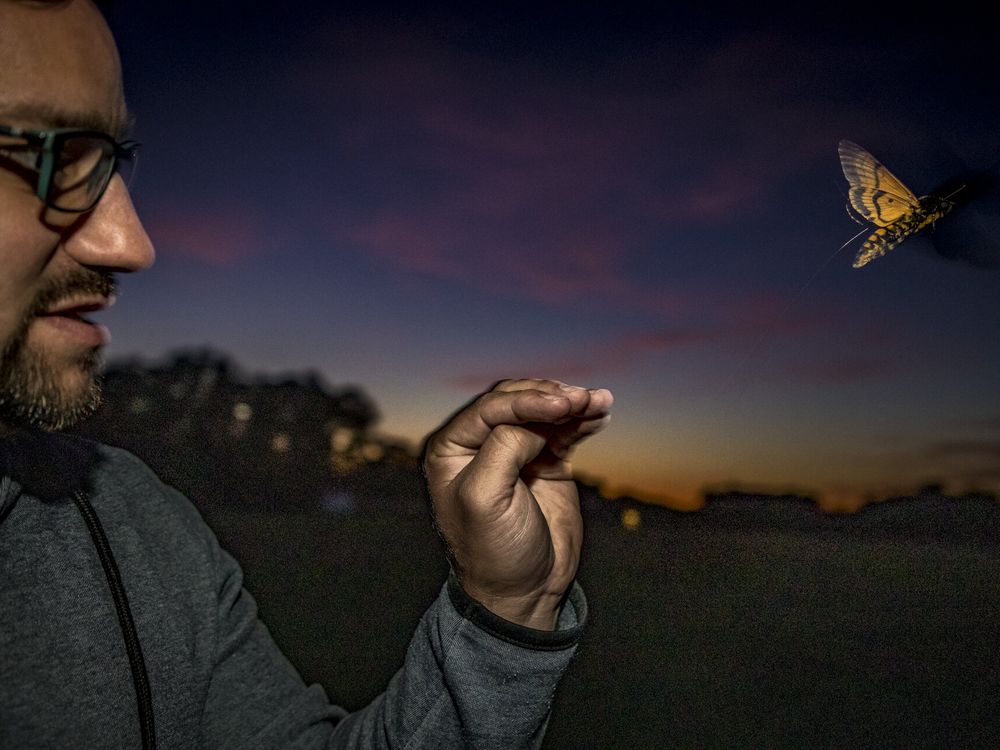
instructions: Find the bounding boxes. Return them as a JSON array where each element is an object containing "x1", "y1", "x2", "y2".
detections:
[{"x1": 74, "y1": 350, "x2": 998, "y2": 527}]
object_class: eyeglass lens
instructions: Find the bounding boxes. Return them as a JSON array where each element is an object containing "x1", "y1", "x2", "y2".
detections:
[{"x1": 50, "y1": 135, "x2": 118, "y2": 211}]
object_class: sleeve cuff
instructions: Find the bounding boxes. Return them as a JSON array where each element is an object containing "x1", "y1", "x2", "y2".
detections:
[{"x1": 445, "y1": 573, "x2": 588, "y2": 651}]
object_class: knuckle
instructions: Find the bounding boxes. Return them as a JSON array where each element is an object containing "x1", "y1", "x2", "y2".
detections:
[
  {"x1": 480, "y1": 388, "x2": 525, "y2": 415},
  {"x1": 491, "y1": 423, "x2": 526, "y2": 448},
  {"x1": 474, "y1": 390, "x2": 501, "y2": 414}
]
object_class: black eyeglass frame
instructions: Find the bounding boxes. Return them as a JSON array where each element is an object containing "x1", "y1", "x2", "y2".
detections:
[{"x1": 0, "y1": 123, "x2": 139, "y2": 213}]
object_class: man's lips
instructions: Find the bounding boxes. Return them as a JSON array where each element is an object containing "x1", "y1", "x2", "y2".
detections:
[
  {"x1": 41, "y1": 295, "x2": 116, "y2": 319},
  {"x1": 34, "y1": 296, "x2": 115, "y2": 346}
]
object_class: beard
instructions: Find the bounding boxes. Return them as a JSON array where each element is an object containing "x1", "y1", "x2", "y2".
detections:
[{"x1": 0, "y1": 269, "x2": 116, "y2": 431}]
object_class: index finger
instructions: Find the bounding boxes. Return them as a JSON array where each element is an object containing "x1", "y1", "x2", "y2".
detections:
[
  {"x1": 494, "y1": 378, "x2": 613, "y2": 417},
  {"x1": 425, "y1": 387, "x2": 576, "y2": 457}
]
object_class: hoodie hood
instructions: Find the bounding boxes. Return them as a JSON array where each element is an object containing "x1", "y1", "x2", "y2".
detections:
[{"x1": 0, "y1": 428, "x2": 101, "y2": 524}]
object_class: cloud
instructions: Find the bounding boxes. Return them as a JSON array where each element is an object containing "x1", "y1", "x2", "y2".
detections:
[
  {"x1": 442, "y1": 287, "x2": 833, "y2": 388},
  {"x1": 924, "y1": 439, "x2": 1000, "y2": 462},
  {"x1": 347, "y1": 209, "x2": 676, "y2": 310},
  {"x1": 308, "y1": 33, "x2": 822, "y2": 221},
  {"x1": 144, "y1": 208, "x2": 266, "y2": 268},
  {"x1": 445, "y1": 326, "x2": 725, "y2": 388},
  {"x1": 286, "y1": 21, "x2": 879, "y2": 313},
  {"x1": 437, "y1": 280, "x2": 843, "y2": 389}
]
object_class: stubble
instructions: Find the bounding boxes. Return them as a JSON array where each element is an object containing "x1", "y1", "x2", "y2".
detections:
[{"x1": 0, "y1": 269, "x2": 115, "y2": 431}]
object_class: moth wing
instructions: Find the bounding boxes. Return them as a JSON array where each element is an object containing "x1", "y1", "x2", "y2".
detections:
[{"x1": 839, "y1": 140, "x2": 921, "y2": 226}]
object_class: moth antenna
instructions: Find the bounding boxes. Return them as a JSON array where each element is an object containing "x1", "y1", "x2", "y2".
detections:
[
  {"x1": 942, "y1": 183, "x2": 966, "y2": 201},
  {"x1": 838, "y1": 225, "x2": 869, "y2": 252}
]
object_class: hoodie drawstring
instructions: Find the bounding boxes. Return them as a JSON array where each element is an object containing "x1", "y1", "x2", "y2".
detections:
[{"x1": 72, "y1": 490, "x2": 156, "y2": 750}]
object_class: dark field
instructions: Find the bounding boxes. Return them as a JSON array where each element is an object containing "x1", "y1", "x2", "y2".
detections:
[{"x1": 205, "y1": 501, "x2": 1000, "y2": 749}]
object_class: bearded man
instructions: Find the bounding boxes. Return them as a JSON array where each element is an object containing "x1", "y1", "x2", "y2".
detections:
[{"x1": 0, "y1": 1, "x2": 614, "y2": 748}]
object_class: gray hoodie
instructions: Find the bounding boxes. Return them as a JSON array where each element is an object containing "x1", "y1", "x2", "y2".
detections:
[{"x1": 0, "y1": 430, "x2": 585, "y2": 749}]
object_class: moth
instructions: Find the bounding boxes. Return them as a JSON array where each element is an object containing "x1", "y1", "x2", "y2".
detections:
[{"x1": 838, "y1": 140, "x2": 959, "y2": 268}]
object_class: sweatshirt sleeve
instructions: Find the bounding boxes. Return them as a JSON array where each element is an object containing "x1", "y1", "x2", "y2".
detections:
[
  {"x1": 329, "y1": 576, "x2": 586, "y2": 749},
  {"x1": 196, "y1": 503, "x2": 586, "y2": 749}
]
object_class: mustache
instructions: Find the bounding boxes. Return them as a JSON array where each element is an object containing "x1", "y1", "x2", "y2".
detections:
[
  {"x1": 28, "y1": 269, "x2": 118, "y2": 320},
  {"x1": 1, "y1": 269, "x2": 118, "y2": 364}
]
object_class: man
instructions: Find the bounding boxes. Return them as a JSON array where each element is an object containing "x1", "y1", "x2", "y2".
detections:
[{"x1": 0, "y1": 1, "x2": 614, "y2": 748}]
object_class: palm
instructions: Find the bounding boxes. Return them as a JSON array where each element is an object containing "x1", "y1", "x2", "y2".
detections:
[{"x1": 423, "y1": 380, "x2": 612, "y2": 628}]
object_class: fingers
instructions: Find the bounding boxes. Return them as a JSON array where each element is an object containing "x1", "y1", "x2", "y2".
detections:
[
  {"x1": 427, "y1": 379, "x2": 612, "y2": 457},
  {"x1": 487, "y1": 380, "x2": 614, "y2": 458},
  {"x1": 493, "y1": 378, "x2": 613, "y2": 412}
]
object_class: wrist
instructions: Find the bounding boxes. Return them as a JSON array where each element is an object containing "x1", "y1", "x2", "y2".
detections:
[
  {"x1": 472, "y1": 591, "x2": 562, "y2": 630},
  {"x1": 446, "y1": 574, "x2": 588, "y2": 650}
]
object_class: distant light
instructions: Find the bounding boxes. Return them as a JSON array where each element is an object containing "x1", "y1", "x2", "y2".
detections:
[
  {"x1": 130, "y1": 396, "x2": 150, "y2": 414},
  {"x1": 233, "y1": 402, "x2": 252, "y2": 422},
  {"x1": 621, "y1": 508, "x2": 641, "y2": 531},
  {"x1": 271, "y1": 432, "x2": 291, "y2": 453},
  {"x1": 361, "y1": 442, "x2": 384, "y2": 462},
  {"x1": 331, "y1": 427, "x2": 354, "y2": 454}
]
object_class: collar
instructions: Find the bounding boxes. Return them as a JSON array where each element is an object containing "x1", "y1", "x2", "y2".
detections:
[{"x1": 0, "y1": 428, "x2": 101, "y2": 523}]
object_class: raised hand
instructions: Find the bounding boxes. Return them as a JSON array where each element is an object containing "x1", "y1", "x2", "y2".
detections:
[{"x1": 422, "y1": 379, "x2": 614, "y2": 630}]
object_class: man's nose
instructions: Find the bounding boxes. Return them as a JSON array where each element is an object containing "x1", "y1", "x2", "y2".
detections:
[{"x1": 60, "y1": 175, "x2": 155, "y2": 272}]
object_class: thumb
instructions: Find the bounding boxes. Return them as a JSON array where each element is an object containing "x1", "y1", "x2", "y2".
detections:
[{"x1": 458, "y1": 423, "x2": 548, "y2": 510}]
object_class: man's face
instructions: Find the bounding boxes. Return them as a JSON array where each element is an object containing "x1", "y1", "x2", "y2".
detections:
[{"x1": 0, "y1": 0, "x2": 154, "y2": 431}]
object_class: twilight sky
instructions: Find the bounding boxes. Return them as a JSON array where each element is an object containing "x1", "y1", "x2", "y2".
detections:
[{"x1": 97, "y1": 2, "x2": 1000, "y2": 510}]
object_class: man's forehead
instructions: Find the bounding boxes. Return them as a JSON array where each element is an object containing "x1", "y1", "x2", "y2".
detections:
[{"x1": 0, "y1": 0, "x2": 128, "y2": 137}]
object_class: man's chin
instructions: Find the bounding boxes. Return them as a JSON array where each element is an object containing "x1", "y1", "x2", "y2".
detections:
[{"x1": 0, "y1": 349, "x2": 104, "y2": 432}]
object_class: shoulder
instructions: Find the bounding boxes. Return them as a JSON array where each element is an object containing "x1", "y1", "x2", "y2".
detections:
[{"x1": 49, "y1": 432, "x2": 216, "y2": 552}]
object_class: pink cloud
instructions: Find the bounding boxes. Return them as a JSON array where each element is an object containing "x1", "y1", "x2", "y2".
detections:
[
  {"x1": 446, "y1": 326, "x2": 728, "y2": 389},
  {"x1": 296, "y1": 29, "x2": 863, "y2": 317},
  {"x1": 721, "y1": 291, "x2": 832, "y2": 338},
  {"x1": 348, "y1": 209, "x2": 682, "y2": 311},
  {"x1": 284, "y1": 18, "x2": 908, "y2": 370},
  {"x1": 145, "y1": 209, "x2": 264, "y2": 268},
  {"x1": 292, "y1": 17, "x2": 924, "y2": 235},
  {"x1": 442, "y1": 282, "x2": 844, "y2": 388},
  {"x1": 289, "y1": 21, "x2": 854, "y2": 238}
]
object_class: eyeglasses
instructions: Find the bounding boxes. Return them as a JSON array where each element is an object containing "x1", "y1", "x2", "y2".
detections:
[{"x1": 0, "y1": 124, "x2": 139, "y2": 213}]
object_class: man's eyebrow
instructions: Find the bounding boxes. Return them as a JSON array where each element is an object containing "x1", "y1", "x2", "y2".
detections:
[{"x1": 0, "y1": 102, "x2": 132, "y2": 140}]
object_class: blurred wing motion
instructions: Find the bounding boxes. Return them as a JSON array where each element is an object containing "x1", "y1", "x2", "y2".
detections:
[{"x1": 838, "y1": 140, "x2": 956, "y2": 268}]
